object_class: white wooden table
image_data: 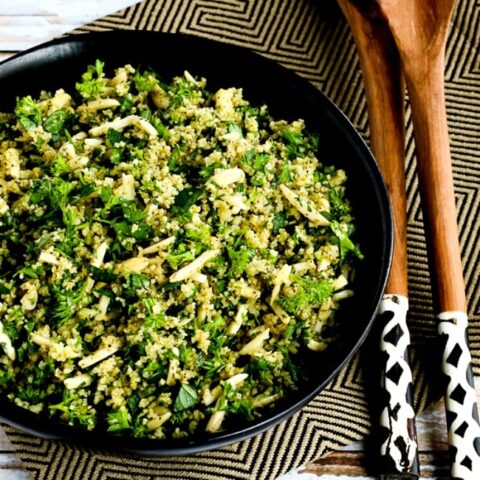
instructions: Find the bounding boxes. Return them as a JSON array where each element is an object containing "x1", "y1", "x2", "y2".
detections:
[{"x1": 1, "y1": 2, "x2": 479, "y2": 479}]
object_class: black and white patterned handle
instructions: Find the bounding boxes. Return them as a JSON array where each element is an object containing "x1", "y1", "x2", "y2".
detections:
[
  {"x1": 438, "y1": 311, "x2": 480, "y2": 479},
  {"x1": 378, "y1": 295, "x2": 419, "y2": 478}
]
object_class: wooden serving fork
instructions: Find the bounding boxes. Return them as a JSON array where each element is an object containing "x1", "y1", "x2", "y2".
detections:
[
  {"x1": 372, "y1": 1, "x2": 480, "y2": 478},
  {"x1": 336, "y1": 1, "x2": 419, "y2": 477}
]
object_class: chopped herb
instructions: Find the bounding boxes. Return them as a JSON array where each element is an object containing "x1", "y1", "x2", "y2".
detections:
[
  {"x1": 329, "y1": 188, "x2": 351, "y2": 219},
  {"x1": 330, "y1": 221, "x2": 363, "y2": 260},
  {"x1": 169, "y1": 76, "x2": 197, "y2": 108},
  {"x1": 122, "y1": 273, "x2": 149, "y2": 300},
  {"x1": 49, "y1": 390, "x2": 96, "y2": 429},
  {"x1": 166, "y1": 244, "x2": 195, "y2": 268},
  {"x1": 281, "y1": 128, "x2": 319, "y2": 159},
  {"x1": 240, "y1": 151, "x2": 270, "y2": 186},
  {"x1": 106, "y1": 128, "x2": 125, "y2": 146},
  {"x1": 278, "y1": 161, "x2": 292, "y2": 183},
  {"x1": 16, "y1": 266, "x2": 39, "y2": 279},
  {"x1": 15, "y1": 96, "x2": 41, "y2": 127},
  {"x1": 227, "y1": 245, "x2": 254, "y2": 277},
  {"x1": 50, "y1": 279, "x2": 85, "y2": 325},
  {"x1": 171, "y1": 187, "x2": 205, "y2": 218},
  {"x1": 173, "y1": 384, "x2": 198, "y2": 412},
  {"x1": 272, "y1": 211, "x2": 287, "y2": 234},
  {"x1": 278, "y1": 276, "x2": 333, "y2": 315},
  {"x1": 75, "y1": 59, "x2": 105, "y2": 100},
  {"x1": 51, "y1": 156, "x2": 70, "y2": 177},
  {"x1": 107, "y1": 407, "x2": 131, "y2": 433},
  {"x1": 142, "y1": 361, "x2": 167, "y2": 382},
  {"x1": 44, "y1": 109, "x2": 69, "y2": 135},
  {"x1": 133, "y1": 71, "x2": 157, "y2": 92},
  {"x1": 88, "y1": 266, "x2": 117, "y2": 282}
]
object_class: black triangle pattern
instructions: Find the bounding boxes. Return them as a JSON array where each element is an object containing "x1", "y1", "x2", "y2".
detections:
[{"x1": 6, "y1": 0, "x2": 480, "y2": 479}]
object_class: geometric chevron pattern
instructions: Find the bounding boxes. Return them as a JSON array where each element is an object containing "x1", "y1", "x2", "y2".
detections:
[{"x1": 4, "y1": 0, "x2": 480, "y2": 479}]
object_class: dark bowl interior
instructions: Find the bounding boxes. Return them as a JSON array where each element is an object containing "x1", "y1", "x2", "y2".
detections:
[{"x1": 0, "y1": 31, "x2": 392, "y2": 455}]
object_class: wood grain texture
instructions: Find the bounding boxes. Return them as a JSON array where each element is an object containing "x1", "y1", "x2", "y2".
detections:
[
  {"x1": 336, "y1": 0, "x2": 408, "y2": 297},
  {"x1": 0, "y1": 429, "x2": 28, "y2": 480},
  {"x1": 377, "y1": 0, "x2": 465, "y2": 314},
  {"x1": 303, "y1": 452, "x2": 450, "y2": 478},
  {"x1": 335, "y1": 3, "x2": 418, "y2": 476},
  {"x1": 304, "y1": 380, "x2": 480, "y2": 477},
  {"x1": 0, "y1": 427, "x2": 14, "y2": 450},
  {"x1": 0, "y1": 1, "x2": 140, "y2": 51},
  {"x1": 0, "y1": 16, "x2": 79, "y2": 51}
]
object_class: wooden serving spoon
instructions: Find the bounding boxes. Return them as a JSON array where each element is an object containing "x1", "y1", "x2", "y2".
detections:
[
  {"x1": 336, "y1": 1, "x2": 419, "y2": 477},
  {"x1": 373, "y1": 0, "x2": 480, "y2": 478}
]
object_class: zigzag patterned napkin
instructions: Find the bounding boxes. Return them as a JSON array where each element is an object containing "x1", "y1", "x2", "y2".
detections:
[{"x1": 4, "y1": 1, "x2": 480, "y2": 478}]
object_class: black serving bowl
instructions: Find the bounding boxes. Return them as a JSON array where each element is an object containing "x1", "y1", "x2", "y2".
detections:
[{"x1": 0, "y1": 31, "x2": 392, "y2": 455}]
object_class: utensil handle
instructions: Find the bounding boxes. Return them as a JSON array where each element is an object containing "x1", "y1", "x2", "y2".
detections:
[
  {"x1": 404, "y1": 61, "x2": 465, "y2": 314},
  {"x1": 334, "y1": 5, "x2": 407, "y2": 296},
  {"x1": 404, "y1": 57, "x2": 480, "y2": 478},
  {"x1": 437, "y1": 312, "x2": 480, "y2": 479},
  {"x1": 335, "y1": 2, "x2": 419, "y2": 477},
  {"x1": 378, "y1": 295, "x2": 419, "y2": 478}
]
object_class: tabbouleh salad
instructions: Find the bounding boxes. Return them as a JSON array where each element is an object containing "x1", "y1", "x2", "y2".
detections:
[{"x1": 0, "y1": 61, "x2": 362, "y2": 439}]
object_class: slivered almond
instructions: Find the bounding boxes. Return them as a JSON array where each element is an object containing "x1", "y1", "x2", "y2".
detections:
[
  {"x1": 270, "y1": 303, "x2": 291, "y2": 325},
  {"x1": 147, "y1": 411, "x2": 172, "y2": 431},
  {"x1": 253, "y1": 392, "x2": 283, "y2": 408},
  {"x1": 115, "y1": 173, "x2": 136, "y2": 200},
  {"x1": 31, "y1": 333, "x2": 53, "y2": 348},
  {"x1": 191, "y1": 272, "x2": 207, "y2": 284},
  {"x1": 78, "y1": 339, "x2": 122, "y2": 369},
  {"x1": 239, "y1": 329, "x2": 270, "y2": 355},
  {"x1": 227, "y1": 304, "x2": 248, "y2": 335},
  {"x1": 307, "y1": 339, "x2": 327, "y2": 351},
  {"x1": 169, "y1": 249, "x2": 219, "y2": 283},
  {"x1": 206, "y1": 410, "x2": 226, "y2": 433},
  {"x1": 332, "y1": 289, "x2": 354, "y2": 301},
  {"x1": 0, "y1": 322, "x2": 15, "y2": 360},
  {"x1": 203, "y1": 386, "x2": 222, "y2": 406},
  {"x1": 108, "y1": 70, "x2": 128, "y2": 86},
  {"x1": 64, "y1": 374, "x2": 92, "y2": 390},
  {"x1": 38, "y1": 249, "x2": 59, "y2": 265},
  {"x1": 270, "y1": 264, "x2": 292, "y2": 305},
  {"x1": 280, "y1": 184, "x2": 330, "y2": 226},
  {"x1": 226, "y1": 373, "x2": 248, "y2": 387},
  {"x1": 224, "y1": 194, "x2": 248, "y2": 212},
  {"x1": 209, "y1": 168, "x2": 245, "y2": 187},
  {"x1": 92, "y1": 242, "x2": 108, "y2": 268},
  {"x1": 89, "y1": 115, "x2": 158, "y2": 138},
  {"x1": 81, "y1": 99, "x2": 120, "y2": 111},
  {"x1": 140, "y1": 237, "x2": 175, "y2": 256},
  {"x1": 116, "y1": 256, "x2": 150, "y2": 274},
  {"x1": 332, "y1": 274, "x2": 348, "y2": 291}
]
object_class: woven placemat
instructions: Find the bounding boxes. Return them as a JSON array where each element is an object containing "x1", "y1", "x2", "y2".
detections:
[{"x1": 4, "y1": 0, "x2": 480, "y2": 478}]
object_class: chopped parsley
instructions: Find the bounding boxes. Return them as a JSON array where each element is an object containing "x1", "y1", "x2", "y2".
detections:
[
  {"x1": 278, "y1": 276, "x2": 333, "y2": 315},
  {"x1": 75, "y1": 59, "x2": 106, "y2": 100},
  {"x1": 171, "y1": 187, "x2": 205, "y2": 218}
]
